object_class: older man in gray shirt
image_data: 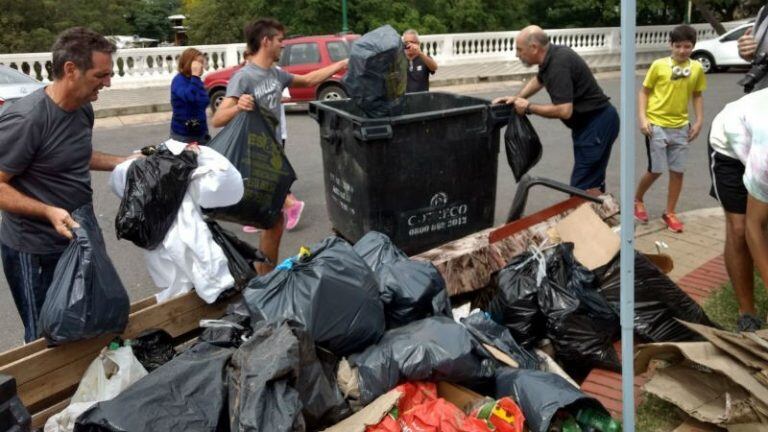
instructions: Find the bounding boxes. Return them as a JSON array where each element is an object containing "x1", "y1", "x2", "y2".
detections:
[{"x1": 0, "y1": 27, "x2": 131, "y2": 342}]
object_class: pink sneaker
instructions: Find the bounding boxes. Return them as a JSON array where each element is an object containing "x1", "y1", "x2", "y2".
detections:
[{"x1": 284, "y1": 200, "x2": 305, "y2": 230}]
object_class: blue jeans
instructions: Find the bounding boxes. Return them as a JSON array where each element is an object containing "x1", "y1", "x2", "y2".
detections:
[
  {"x1": 1, "y1": 244, "x2": 62, "y2": 342},
  {"x1": 570, "y1": 104, "x2": 620, "y2": 192}
]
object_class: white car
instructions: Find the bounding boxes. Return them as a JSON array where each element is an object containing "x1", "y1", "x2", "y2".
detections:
[
  {"x1": 692, "y1": 23, "x2": 753, "y2": 73},
  {"x1": 0, "y1": 65, "x2": 45, "y2": 114}
]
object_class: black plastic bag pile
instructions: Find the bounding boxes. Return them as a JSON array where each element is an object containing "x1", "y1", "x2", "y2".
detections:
[
  {"x1": 206, "y1": 219, "x2": 265, "y2": 290},
  {"x1": 228, "y1": 320, "x2": 350, "y2": 431},
  {"x1": 348, "y1": 316, "x2": 496, "y2": 405},
  {"x1": 461, "y1": 311, "x2": 540, "y2": 370},
  {"x1": 343, "y1": 24, "x2": 408, "y2": 118},
  {"x1": 487, "y1": 243, "x2": 620, "y2": 374},
  {"x1": 75, "y1": 342, "x2": 233, "y2": 431},
  {"x1": 244, "y1": 236, "x2": 385, "y2": 356},
  {"x1": 206, "y1": 110, "x2": 297, "y2": 229},
  {"x1": 594, "y1": 251, "x2": 717, "y2": 342},
  {"x1": 40, "y1": 204, "x2": 130, "y2": 345},
  {"x1": 353, "y1": 231, "x2": 452, "y2": 328},
  {"x1": 115, "y1": 145, "x2": 198, "y2": 249},
  {"x1": 504, "y1": 113, "x2": 542, "y2": 181}
]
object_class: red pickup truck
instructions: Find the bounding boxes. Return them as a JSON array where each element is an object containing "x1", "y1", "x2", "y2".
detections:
[{"x1": 203, "y1": 34, "x2": 359, "y2": 111}]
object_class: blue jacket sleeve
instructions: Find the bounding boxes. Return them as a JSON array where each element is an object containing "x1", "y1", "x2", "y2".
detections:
[{"x1": 172, "y1": 75, "x2": 209, "y2": 106}]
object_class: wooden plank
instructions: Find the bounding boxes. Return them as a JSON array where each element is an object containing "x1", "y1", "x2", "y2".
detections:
[
  {"x1": 416, "y1": 195, "x2": 619, "y2": 296},
  {"x1": 5, "y1": 292, "x2": 229, "y2": 408},
  {"x1": 31, "y1": 397, "x2": 70, "y2": 430},
  {"x1": 0, "y1": 295, "x2": 159, "y2": 367},
  {"x1": 1, "y1": 291, "x2": 212, "y2": 387}
]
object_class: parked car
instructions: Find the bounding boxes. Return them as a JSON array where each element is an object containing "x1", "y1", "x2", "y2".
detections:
[
  {"x1": 204, "y1": 34, "x2": 359, "y2": 112},
  {"x1": 692, "y1": 22, "x2": 753, "y2": 73},
  {"x1": 0, "y1": 65, "x2": 45, "y2": 115}
]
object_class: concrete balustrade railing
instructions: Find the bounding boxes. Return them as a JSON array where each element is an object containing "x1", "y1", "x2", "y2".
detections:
[{"x1": 0, "y1": 21, "x2": 746, "y2": 89}]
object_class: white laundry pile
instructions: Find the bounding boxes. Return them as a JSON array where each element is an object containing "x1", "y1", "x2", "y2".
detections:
[{"x1": 110, "y1": 140, "x2": 244, "y2": 303}]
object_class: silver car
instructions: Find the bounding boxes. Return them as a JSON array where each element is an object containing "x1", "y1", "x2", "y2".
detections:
[{"x1": 0, "y1": 65, "x2": 45, "y2": 114}]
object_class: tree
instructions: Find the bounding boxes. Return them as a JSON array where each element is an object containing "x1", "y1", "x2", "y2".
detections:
[{"x1": 127, "y1": 0, "x2": 181, "y2": 42}]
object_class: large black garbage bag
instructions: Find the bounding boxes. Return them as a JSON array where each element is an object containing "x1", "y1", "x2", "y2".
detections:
[
  {"x1": 206, "y1": 110, "x2": 297, "y2": 229},
  {"x1": 540, "y1": 244, "x2": 620, "y2": 372},
  {"x1": 115, "y1": 146, "x2": 198, "y2": 249},
  {"x1": 228, "y1": 320, "x2": 350, "y2": 432},
  {"x1": 354, "y1": 232, "x2": 452, "y2": 328},
  {"x1": 206, "y1": 219, "x2": 265, "y2": 290},
  {"x1": 343, "y1": 25, "x2": 407, "y2": 118},
  {"x1": 130, "y1": 329, "x2": 176, "y2": 372},
  {"x1": 348, "y1": 316, "x2": 496, "y2": 405},
  {"x1": 244, "y1": 236, "x2": 385, "y2": 356},
  {"x1": 40, "y1": 204, "x2": 129, "y2": 345},
  {"x1": 461, "y1": 311, "x2": 540, "y2": 370},
  {"x1": 486, "y1": 251, "x2": 547, "y2": 349},
  {"x1": 74, "y1": 342, "x2": 233, "y2": 432},
  {"x1": 504, "y1": 114, "x2": 543, "y2": 181},
  {"x1": 352, "y1": 230, "x2": 407, "y2": 271},
  {"x1": 494, "y1": 367, "x2": 608, "y2": 432},
  {"x1": 594, "y1": 252, "x2": 716, "y2": 342}
]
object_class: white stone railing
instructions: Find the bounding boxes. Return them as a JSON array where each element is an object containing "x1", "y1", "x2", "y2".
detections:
[{"x1": 0, "y1": 21, "x2": 747, "y2": 88}]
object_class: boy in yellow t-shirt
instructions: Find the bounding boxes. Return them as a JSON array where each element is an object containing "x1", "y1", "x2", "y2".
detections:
[{"x1": 634, "y1": 25, "x2": 706, "y2": 233}]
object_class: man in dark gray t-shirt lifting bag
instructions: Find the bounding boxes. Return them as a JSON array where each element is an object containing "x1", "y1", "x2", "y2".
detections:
[{"x1": 0, "y1": 28, "x2": 133, "y2": 342}]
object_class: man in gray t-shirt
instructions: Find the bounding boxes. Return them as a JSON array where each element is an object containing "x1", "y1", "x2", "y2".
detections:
[
  {"x1": 0, "y1": 28, "x2": 131, "y2": 342},
  {"x1": 212, "y1": 18, "x2": 348, "y2": 275}
]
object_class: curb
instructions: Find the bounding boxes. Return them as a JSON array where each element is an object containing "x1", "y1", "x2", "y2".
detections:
[{"x1": 92, "y1": 61, "x2": 654, "y2": 119}]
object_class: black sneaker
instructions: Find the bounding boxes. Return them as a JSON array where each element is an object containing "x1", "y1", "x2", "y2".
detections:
[{"x1": 737, "y1": 313, "x2": 764, "y2": 332}]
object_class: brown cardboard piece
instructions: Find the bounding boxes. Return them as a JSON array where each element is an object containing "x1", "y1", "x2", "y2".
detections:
[
  {"x1": 636, "y1": 342, "x2": 768, "y2": 407},
  {"x1": 644, "y1": 364, "x2": 763, "y2": 426},
  {"x1": 681, "y1": 321, "x2": 768, "y2": 370},
  {"x1": 553, "y1": 204, "x2": 620, "y2": 270}
]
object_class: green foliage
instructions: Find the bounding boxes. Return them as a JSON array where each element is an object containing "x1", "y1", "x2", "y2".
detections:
[{"x1": 127, "y1": 0, "x2": 181, "y2": 42}]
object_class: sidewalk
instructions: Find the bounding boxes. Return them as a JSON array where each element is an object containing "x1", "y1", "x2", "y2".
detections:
[
  {"x1": 92, "y1": 51, "x2": 662, "y2": 118},
  {"x1": 581, "y1": 207, "x2": 729, "y2": 419}
]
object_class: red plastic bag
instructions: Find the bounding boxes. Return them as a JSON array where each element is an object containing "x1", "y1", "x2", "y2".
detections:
[{"x1": 367, "y1": 382, "x2": 491, "y2": 432}]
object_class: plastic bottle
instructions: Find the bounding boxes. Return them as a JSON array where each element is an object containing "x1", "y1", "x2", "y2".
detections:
[
  {"x1": 576, "y1": 408, "x2": 622, "y2": 432},
  {"x1": 561, "y1": 416, "x2": 583, "y2": 432}
]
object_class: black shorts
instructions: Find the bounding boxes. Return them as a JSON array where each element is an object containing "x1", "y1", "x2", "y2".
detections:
[{"x1": 708, "y1": 144, "x2": 747, "y2": 214}]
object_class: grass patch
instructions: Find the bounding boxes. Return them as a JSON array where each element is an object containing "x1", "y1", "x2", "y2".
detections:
[
  {"x1": 636, "y1": 394, "x2": 686, "y2": 432},
  {"x1": 702, "y1": 275, "x2": 768, "y2": 331},
  {"x1": 636, "y1": 275, "x2": 767, "y2": 430}
]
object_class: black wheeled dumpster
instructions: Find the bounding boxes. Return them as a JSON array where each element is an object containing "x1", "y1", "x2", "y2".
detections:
[{"x1": 309, "y1": 92, "x2": 510, "y2": 255}]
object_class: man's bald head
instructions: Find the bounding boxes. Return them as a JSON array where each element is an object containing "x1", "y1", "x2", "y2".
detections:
[{"x1": 515, "y1": 25, "x2": 550, "y2": 66}]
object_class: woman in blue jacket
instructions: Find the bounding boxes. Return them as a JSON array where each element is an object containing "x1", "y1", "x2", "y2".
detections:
[{"x1": 170, "y1": 48, "x2": 210, "y2": 143}]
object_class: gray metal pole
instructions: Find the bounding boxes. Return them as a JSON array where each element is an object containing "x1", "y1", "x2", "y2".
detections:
[{"x1": 620, "y1": 0, "x2": 636, "y2": 430}]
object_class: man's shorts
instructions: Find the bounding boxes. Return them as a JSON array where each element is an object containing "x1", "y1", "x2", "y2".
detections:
[
  {"x1": 645, "y1": 124, "x2": 689, "y2": 173},
  {"x1": 708, "y1": 144, "x2": 748, "y2": 214}
]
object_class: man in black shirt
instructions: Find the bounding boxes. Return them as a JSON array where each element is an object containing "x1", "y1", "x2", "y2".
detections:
[
  {"x1": 403, "y1": 29, "x2": 438, "y2": 93},
  {"x1": 493, "y1": 25, "x2": 619, "y2": 192}
]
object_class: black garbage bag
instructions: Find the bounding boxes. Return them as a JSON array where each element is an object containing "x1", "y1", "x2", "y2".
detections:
[
  {"x1": 461, "y1": 311, "x2": 540, "y2": 370},
  {"x1": 130, "y1": 329, "x2": 176, "y2": 372},
  {"x1": 540, "y1": 244, "x2": 620, "y2": 372},
  {"x1": 74, "y1": 342, "x2": 233, "y2": 432},
  {"x1": 115, "y1": 146, "x2": 198, "y2": 250},
  {"x1": 40, "y1": 204, "x2": 129, "y2": 345},
  {"x1": 504, "y1": 113, "x2": 543, "y2": 182},
  {"x1": 354, "y1": 231, "x2": 452, "y2": 328},
  {"x1": 486, "y1": 251, "x2": 547, "y2": 349},
  {"x1": 199, "y1": 311, "x2": 252, "y2": 348},
  {"x1": 206, "y1": 110, "x2": 297, "y2": 229},
  {"x1": 353, "y1": 230, "x2": 407, "y2": 271},
  {"x1": 348, "y1": 316, "x2": 496, "y2": 405},
  {"x1": 228, "y1": 320, "x2": 350, "y2": 432},
  {"x1": 494, "y1": 367, "x2": 608, "y2": 432},
  {"x1": 206, "y1": 219, "x2": 265, "y2": 290},
  {"x1": 343, "y1": 25, "x2": 408, "y2": 118},
  {"x1": 594, "y1": 252, "x2": 716, "y2": 342},
  {"x1": 244, "y1": 236, "x2": 385, "y2": 356}
]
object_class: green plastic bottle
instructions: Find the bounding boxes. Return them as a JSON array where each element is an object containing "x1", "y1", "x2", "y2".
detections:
[
  {"x1": 576, "y1": 408, "x2": 622, "y2": 432},
  {"x1": 561, "y1": 416, "x2": 583, "y2": 432}
]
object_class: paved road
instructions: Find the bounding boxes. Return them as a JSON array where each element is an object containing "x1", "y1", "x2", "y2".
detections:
[{"x1": 0, "y1": 71, "x2": 747, "y2": 351}]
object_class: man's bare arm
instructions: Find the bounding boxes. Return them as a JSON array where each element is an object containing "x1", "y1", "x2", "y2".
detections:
[
  {"x1": 0, "y1": 170, "x2": 76, "y2": 239},
  {"x1": 292, "y1": 60, "x2": 348, "y2": 88},
  {"x1": 90, "y1": 151, "x2": 129, "y2": 171},
  {"x1": 746, "y1": 195, "x2": 768, "y2": 288}
]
